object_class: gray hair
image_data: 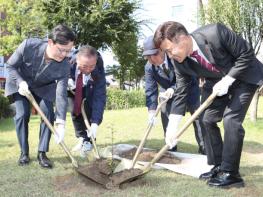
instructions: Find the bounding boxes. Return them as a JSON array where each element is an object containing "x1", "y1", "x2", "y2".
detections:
[{"x1": 77, "y1": 45, "x2": 98, "y2": 59}]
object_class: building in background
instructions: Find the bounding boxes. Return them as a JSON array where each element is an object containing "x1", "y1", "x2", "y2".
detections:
[
  {"x1": 102, "y1": 0, "x2": 202, "y2": 87},
  {"x1": 0, "y1": 11, "x2": 8, "y2": 89},
  {"x1": 139, "y1": 0, "x2": 201, "y2": 41}
]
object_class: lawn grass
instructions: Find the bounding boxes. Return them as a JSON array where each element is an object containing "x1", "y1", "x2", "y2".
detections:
[{"x1": 1, "y1": 98, "x2": 263, "y2": 196}]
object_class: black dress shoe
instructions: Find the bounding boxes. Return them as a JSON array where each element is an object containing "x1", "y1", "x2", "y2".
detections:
[
  {"x1": 198, "y1": 146, "x2": 206, "y2": 155},
  {"x1": 37, "y1": 152, "x2": 53, "y2": 169},
  {"x1": 168, "y1": 145, "x2": 177, "y2": 152},
  {"x1": 208, "y1": 171, "x2": 244, "y2": 188},
  {"x1": 199, "y1": 165, "x2": 220, "y2": 180},
  {"x1": 18, "y1": 152, "x2": 30, "y2": 166}
]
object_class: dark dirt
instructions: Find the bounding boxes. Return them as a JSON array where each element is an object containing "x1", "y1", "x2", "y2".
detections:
[
  {"x1": 109, "y1": 168, "x2": 144, "y2": 186},
  {"x1": 76, "y1": 158, "x2": 145, "y2": 189},
  {"x1": 53, "y1": 173, "x2": 108, "y2": 196},
  {"x1": 53, "y1": 171, "x2": 150, "y2": 195},
  {"x1": 118, "y1": 147, "x2": 181, "y2": 164},
  {"x1": 76, "y1": 161, "x2": 111, "y2": 188},
  {"x1": 53, "y1": 148, "x2": 181, "y2": 193}
]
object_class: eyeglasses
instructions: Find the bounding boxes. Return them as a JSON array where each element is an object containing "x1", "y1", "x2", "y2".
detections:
[{"x1": 56, "y1": 46, "x2": 72, "y2": 55}]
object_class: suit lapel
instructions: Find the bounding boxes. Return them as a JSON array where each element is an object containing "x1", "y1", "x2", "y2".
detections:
[
  {"x1": 191, "y1": 33, "x2": 216, "y2": 65},
  {"x1": 34, "y1": 42, "x2": 48, "y2": 81},
  {"x1": 157, "y1": 66, "x2": 170, "y2": 80},
  {"x1": 152, "y1": 65, "x2": 170, "y2": 89}
]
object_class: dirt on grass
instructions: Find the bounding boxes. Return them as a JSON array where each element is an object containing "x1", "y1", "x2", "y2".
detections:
[
  {"x1": 118, "y1": 147, "x2": 181, "y2": 164},
  {"x1": 53, "y1": 148, "x2": 181, "y2": 193},
  {"x1": 54, "y1": 158, "x2": 145, "y2": 194},
  {"x1": 53, "y1": 171, "x2": 149, "y2": 196},
  {"x1": 54, "y1": 173, "x2": 107, "y2": 196}
]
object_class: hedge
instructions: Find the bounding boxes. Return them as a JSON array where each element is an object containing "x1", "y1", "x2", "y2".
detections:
[
  {"x1": 0, "y1": 89, "x2": 12, "y2": 119},
  {"x1": 106, "y1": 88, "x2": 145, "y2": 110},
  {"x1": 0, "y1": 88, "x2": 145, "y2": 117}
]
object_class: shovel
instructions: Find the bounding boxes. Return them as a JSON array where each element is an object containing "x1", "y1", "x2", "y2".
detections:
[
  {"x1": 25, "y1": 91, "x2": 113, "y2": 188},
  {"x1": 69, "y1": 89, "x2": 100, "y2": 158},
  {"x1": 115, "y1": 92, "x2": 218, "y2": 184},
  {"x1": 81, "y1": 98, "x2": 100, "y2": 159},
  {"x1": 24, "y1": 91, "x2": 79, "y2": 168},
  {"x1": 113, "y1": 96, "x2": 170, "y2": 173}
]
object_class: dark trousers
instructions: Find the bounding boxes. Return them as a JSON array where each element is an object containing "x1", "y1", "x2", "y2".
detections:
[
  {"x1": 69, "y1": 97, "x2": 91, "y2": 142},
  {"x1": 161, "y1": 99, "x2": 205, "y2": 148},
  {"x1": 201, "y1": 80, "x2": 257, "y2": 173},
  {"x1": 13, "y1": 93, "x2": 54, "y2": 154}
]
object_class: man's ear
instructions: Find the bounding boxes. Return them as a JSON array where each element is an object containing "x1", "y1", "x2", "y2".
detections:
[{"x1": 47, "y1": 39, "x2": 54, "y2": 46}]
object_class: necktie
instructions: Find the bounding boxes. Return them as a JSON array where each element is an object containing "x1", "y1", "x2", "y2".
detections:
[
  {"x1": 73, "y1": 73, "x2": 83, "y2": 116},
  {"x1": 162, "y1": 63, "x2": 170, "y2": 77},
  {"x1": 190, "y1": 50, "x2": 219, "y2": 72}
]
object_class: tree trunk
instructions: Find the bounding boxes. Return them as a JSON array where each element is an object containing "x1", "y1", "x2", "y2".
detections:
[{"x1": 250, "y1": 89, "x2": 259, "y2": 122}]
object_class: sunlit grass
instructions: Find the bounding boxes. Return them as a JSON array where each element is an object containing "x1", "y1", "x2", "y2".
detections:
[{"x1": 0, "y1": 98, "x2": 263, "y2": 196}]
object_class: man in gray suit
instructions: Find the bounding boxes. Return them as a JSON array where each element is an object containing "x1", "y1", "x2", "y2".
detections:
[{"x1": 5, "y1": 24, "x2": 75, "y2": 168}]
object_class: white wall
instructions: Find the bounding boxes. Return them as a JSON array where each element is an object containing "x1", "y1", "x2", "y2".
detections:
[{"x1": 139, "y1": 0, "x2": 199, "y2": 41}]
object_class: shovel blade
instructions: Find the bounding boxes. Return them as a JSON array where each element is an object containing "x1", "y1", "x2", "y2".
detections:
[
  {"x1": 76, "y1": 165, "x2": 112, "y2": 189},
  {"x1": 113, "y1": 158, "x2": 133, "y2": 173},
  {"x1": 113, "y1": 158, "x2": 148, "y2": 173}
]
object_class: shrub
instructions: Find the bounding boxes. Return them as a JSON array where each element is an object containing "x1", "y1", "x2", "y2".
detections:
[
  {"x1": 0, "y1": 89, "x2": 12, "y2": 119},
  {"x1": 106, "y1": 88, "x2": 145, "y2": 110}
]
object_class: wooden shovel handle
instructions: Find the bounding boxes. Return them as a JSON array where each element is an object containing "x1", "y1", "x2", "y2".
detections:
[
  {"x1": 25, "y1": 91, "x2": 78, "y2": 168},
  {"x1": 144, "y1": 92, "x2": 218, "y2": 172},
  {"x1": 81, "y1": 99, "x2": 100, "y2": 159},
  {"x1": 131, "y1": 96, "x2": 169, "y2": 168}
]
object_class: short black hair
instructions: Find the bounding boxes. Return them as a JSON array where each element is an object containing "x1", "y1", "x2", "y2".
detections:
[
  {"x1": 48, "y1": 24, "x2": 76, "y2": 45},
  {"x1": 154, "y1": 21, "x2": 189, "y2": 48}
]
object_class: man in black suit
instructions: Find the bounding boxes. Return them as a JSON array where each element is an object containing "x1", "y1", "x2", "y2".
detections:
[
  {"x1": 5, "y1": 25, "x2": 75, "y2": 168},
  {"x1": 143, "y1": 35, "x2": 205, "y2": 154},
  {"x1": 154, "y1": 21, "x2": 263, "y2": 188}
]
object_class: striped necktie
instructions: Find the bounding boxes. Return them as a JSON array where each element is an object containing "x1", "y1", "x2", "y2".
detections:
[
  {"x1": 190, "y1": 50, "x2": 219, "y2": 72},
  {"x1": 73, "y1": 73, "x2": 83, "y2": 116}
]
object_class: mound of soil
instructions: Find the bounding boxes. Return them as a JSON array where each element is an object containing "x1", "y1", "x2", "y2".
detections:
[
  {"x1": 54, "y1": 148, "x2": 181, "y2": 192},
  {"x1": 118, "y1": 148, "x2": 181, "y2": 164},
  {"x1": 54, "y1": 169, "x2": 149, "y2": 195},
  {"x1": 76, "y1": 158, "x2": 144, "y2": 189}
]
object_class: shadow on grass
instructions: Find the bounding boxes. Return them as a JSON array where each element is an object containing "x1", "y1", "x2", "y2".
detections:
[
  {"x1": 0, "y1": 139, "x2": 16, "y2": 149},
  {"x1": 243, "y1": 141, "x2": 263, "y2": 154},
  {"x1": 0, "y1": 116, "x2": 41, "y2": 133},
  {"x1": 0, "y1": 118, "x2": 14, "y2": 133},
  {"x1": 241, "y1": 165, "x2": 263, "y2": 175}
]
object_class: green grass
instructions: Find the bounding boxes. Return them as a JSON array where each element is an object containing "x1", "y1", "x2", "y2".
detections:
[{"x1": 1, "y1": 99, "x2": 263, "y2": 197}]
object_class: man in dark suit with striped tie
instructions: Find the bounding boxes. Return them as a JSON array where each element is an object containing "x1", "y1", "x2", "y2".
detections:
[
  {"x1": 68, "y1": 45, "x2": 106, "y2": 157},
  {"x1": 154, "y1": 21, "x2": 263, "y2": 188},
  {"x1": 143, "y1": 35, "x2": 205, "y2": 154}
]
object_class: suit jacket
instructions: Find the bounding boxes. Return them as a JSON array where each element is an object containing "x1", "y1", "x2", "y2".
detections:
[
  {"x1": 69, "y1": 53, "x2": 106, "y2": 124},
  {"x1": 171, "y1": 23, "x2": 263, "y2": 115},
  {"x1": 5, "y1": 38, "x2": 70, "y2": 120},
  {"x1": 145, "y1": 55, "x2": 200, "y2": 110}
]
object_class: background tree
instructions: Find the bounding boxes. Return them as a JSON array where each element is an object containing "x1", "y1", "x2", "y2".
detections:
[
  {"x1": 200, "y1": 0, "x2": 263, "y2": 122},
  {"x1": 40, "y1": 0, "x2": 142, "y2": 49},
  {"x1": 1, "y1": 0, "x2": 145, "y2": 89},
  {"x1": 40, "y1": 0, "x2": 145, "y2": 88},
  {"x1": 0, "y1": 0, "x2": 45, "y2": 55},
  {"x1": 111, "y1": 32, "x2": 146, "y2": 89}
]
